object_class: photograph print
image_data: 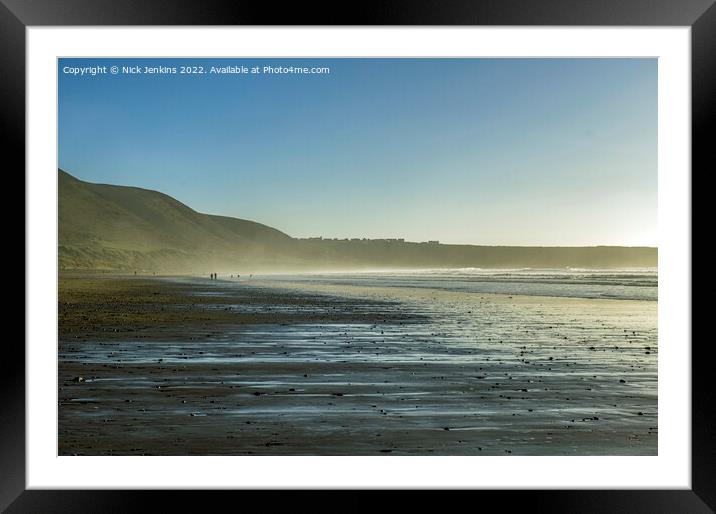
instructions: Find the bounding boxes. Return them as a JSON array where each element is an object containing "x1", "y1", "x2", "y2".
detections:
[{"x1": 58, "y1": 57, "x2": 657, "y2": 456}]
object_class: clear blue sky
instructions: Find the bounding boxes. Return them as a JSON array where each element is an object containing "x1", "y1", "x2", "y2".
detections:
[{"x1": 59, "y1": 58, "x2": 657, "y2": 246}]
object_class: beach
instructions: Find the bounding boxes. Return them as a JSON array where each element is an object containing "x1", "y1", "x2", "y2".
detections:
[{"x1": 58, "y1": 273, "x2": 657, "y2": 455}]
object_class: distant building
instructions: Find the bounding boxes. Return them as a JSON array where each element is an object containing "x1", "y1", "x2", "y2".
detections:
[
  {"x1": 299, "y1": 235, "x2": 412, "y2": 243},
  {"x1": 428, "y1": 240, "x2": 440, "y2": 244}
]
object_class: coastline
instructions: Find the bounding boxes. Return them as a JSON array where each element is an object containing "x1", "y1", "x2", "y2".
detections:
[{"x1": 58, "y1": 274, "x2": 657, "y2": 456}]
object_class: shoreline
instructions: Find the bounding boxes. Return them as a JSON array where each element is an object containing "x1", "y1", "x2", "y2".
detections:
[
  {"x1": 246, "y1": 277, "x2": 657, "y2": 305},
  {"x1": 58, "y1": 274, "x2": 658, "y2": 456}
]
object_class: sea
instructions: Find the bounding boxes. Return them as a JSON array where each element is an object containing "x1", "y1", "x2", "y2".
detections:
[{"x1": 257, "y1": 268, "x2": 658, "y2": 301}]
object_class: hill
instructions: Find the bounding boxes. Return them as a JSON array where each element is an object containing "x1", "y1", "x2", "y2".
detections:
[
  {"x1": 59, "y1": 169, "x2": 295, "y2": 271},
  {"x1": 58, "y1": 169, "x2": 657, "y2": 272}
]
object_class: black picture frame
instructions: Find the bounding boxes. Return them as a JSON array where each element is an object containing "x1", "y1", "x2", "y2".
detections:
[{"x1": 5, "y1": 0, "x2": 711, "y2": 510}]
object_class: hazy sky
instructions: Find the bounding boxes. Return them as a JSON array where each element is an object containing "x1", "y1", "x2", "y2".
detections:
[{"x1": 59, "y1": 58, "x2": 657, "y2": 246}]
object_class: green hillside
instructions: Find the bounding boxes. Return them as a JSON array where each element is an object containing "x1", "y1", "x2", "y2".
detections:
[
  {"x1": 59, "y1": 169, "x2": 294, "y2": 271},
  {"x1": 58, "y1": 169, "x2": 657, "y2": 272}
]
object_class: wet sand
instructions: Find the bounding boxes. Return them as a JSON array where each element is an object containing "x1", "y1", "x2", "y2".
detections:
[{"x1": 58, "y1": 275, "x2": 657, "y2": 455}]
